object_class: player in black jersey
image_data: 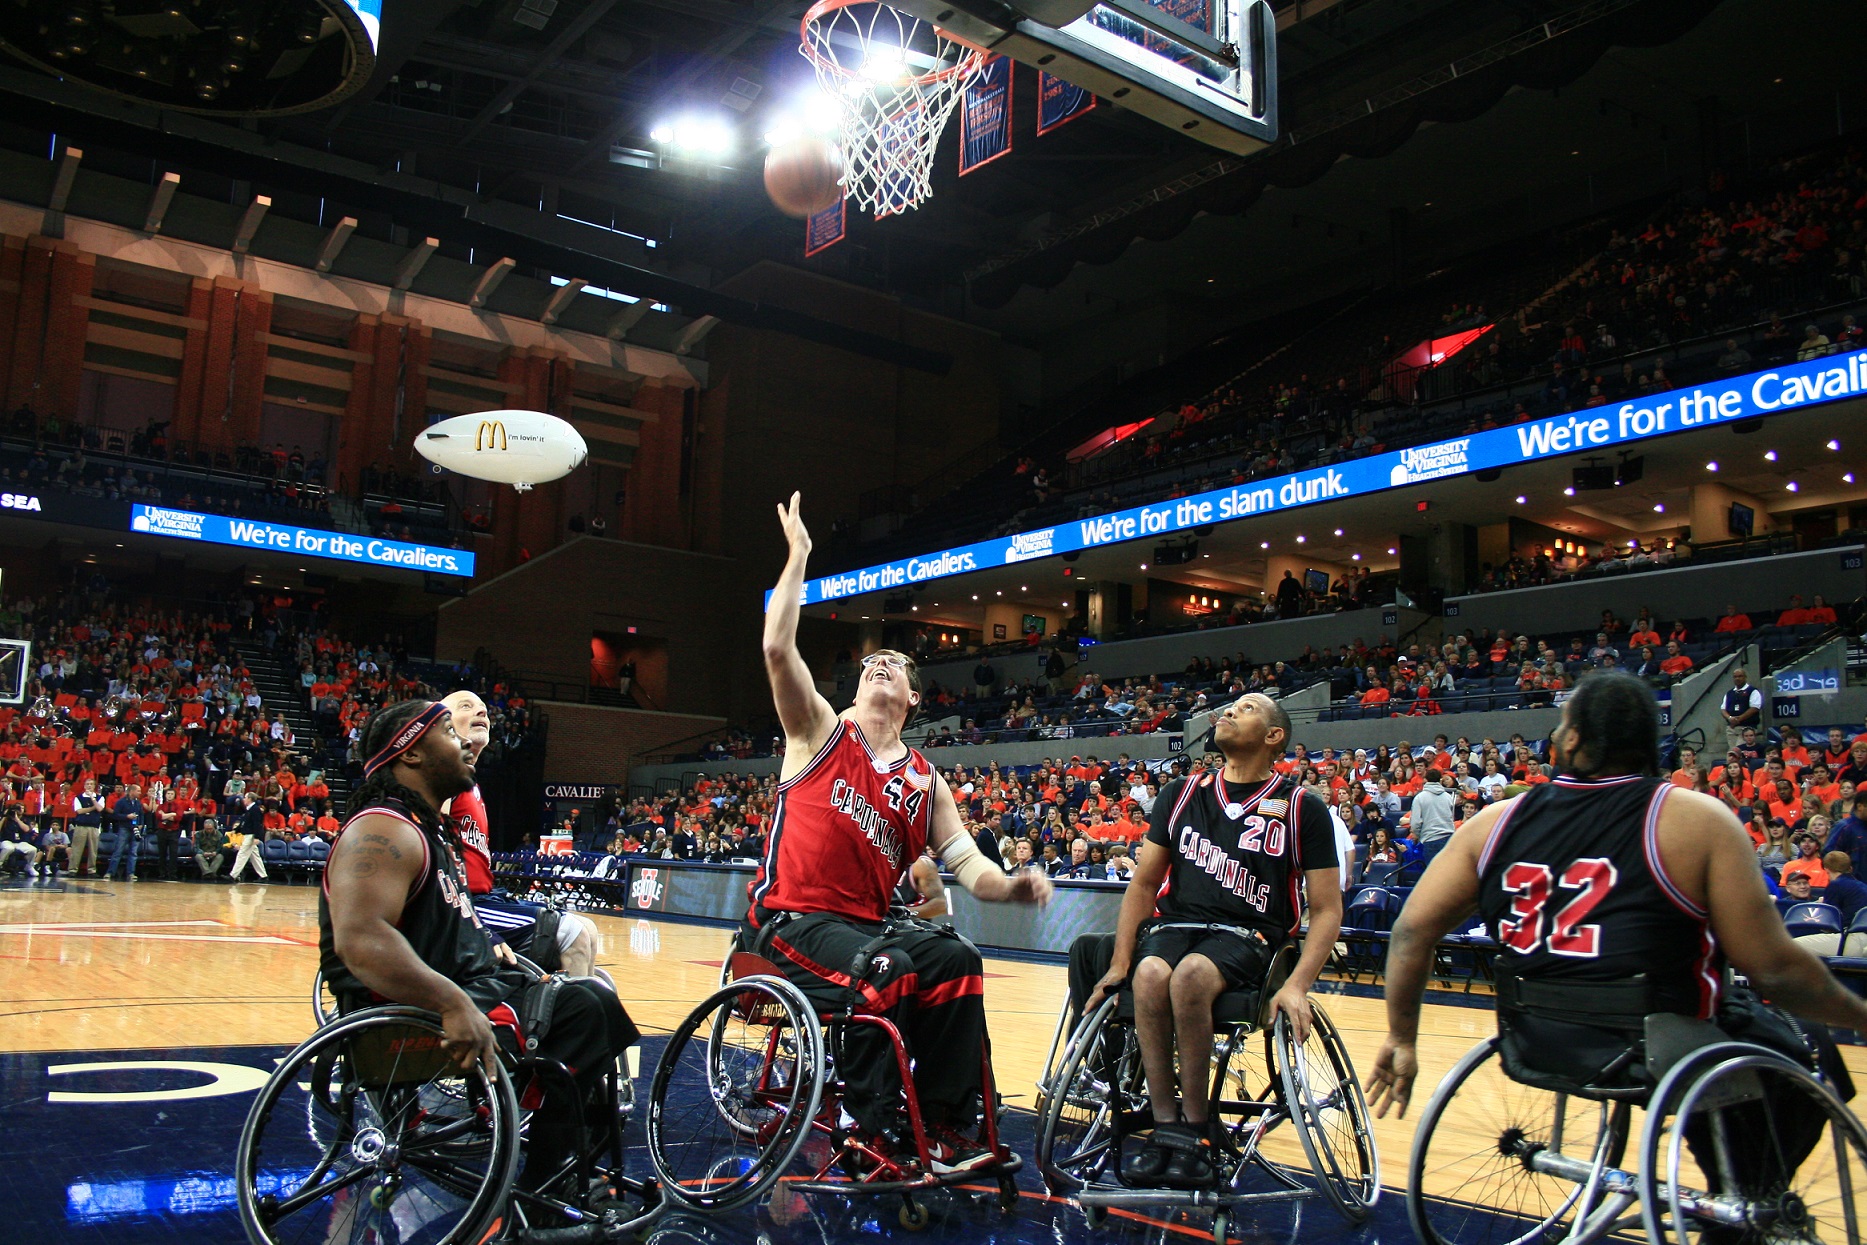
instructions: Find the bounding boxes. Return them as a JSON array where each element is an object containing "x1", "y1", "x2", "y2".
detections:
[
  {"x1": 1089, "y1": 692, "x2": 1342, "y2": 1187},
  {"x1": 1369, "y1": 672, "x2": 1867, "y2": 1185},
  {"x1": 320, "y1": 700, "x2": 638, "y2": 1196}
]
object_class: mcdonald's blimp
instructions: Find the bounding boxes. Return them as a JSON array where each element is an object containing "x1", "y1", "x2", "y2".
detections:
[{"x1": 415, "y1": 410, "x2": 589, "y2": 492}]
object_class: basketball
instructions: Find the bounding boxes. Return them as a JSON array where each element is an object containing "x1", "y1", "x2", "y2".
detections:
[{"x1": 763, "y1": 137, "x2": 844, "y2": 218}]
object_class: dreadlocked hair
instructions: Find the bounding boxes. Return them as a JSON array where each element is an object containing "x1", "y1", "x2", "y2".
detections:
[{"x1": 349, "y1": 699, "x2": 445, "y2": 839}]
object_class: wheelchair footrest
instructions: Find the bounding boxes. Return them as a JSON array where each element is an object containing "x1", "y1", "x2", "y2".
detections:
[{"x1": 1077, "y1": 1185, "x2": 1313, "y2": 1209}]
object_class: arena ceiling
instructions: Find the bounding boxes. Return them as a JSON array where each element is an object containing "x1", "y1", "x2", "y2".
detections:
[{"x1": 0, "y1": 0, "x2": 1854, "y2": 347}]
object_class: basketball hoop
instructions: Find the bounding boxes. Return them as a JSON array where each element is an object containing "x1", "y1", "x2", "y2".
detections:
[{"x1": 800, "y1": 0, "x2": 989, "y2": 217}]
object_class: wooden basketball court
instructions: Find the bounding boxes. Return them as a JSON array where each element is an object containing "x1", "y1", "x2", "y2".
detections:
[{"x1": 4, "y1": 877, "x2": 1863, "y2": 1244}]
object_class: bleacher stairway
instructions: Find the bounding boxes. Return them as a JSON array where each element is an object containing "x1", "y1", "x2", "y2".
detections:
[{"x1": 235, "y1": 643, "x2": 350, "y2": 810}]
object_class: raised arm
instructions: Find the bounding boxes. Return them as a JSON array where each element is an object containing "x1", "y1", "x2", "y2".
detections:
[
  {"x1": 764, "y1": 492, "x2": 838, "y2": 759},
  {"x1": 325, "y1": 815, "x2": 497, "y2": 1073}
]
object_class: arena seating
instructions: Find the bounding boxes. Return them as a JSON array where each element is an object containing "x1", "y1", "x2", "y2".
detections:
[
  {"x1": 0, "y1": 415, "x2": 464, "y2": 546},
  {"x1": 838, "y1": 140, "x2": 1867, "y2": 575},
  {"x1": 0, "y1": 586, "x2": 537, "y2": 881}
]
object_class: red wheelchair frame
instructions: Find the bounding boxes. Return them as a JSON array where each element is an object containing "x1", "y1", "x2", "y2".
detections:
[{"x1": 726, "y1": 949, "x2": 1023, "y2": 1226}]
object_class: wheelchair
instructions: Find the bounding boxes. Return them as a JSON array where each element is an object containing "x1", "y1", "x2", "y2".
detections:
[
  {"x1": 246, "y1": 970, "x2": 655, "y2": 1245},
  {"x1": 645, "y1": 936, "x2": 1023, "y2": 1229},
  {"x1": 1036, "y1": 931, "x2": 1378, "y2": 1244},
  {"x1": 1405, "y1": 971, "x2": 1867, "y2": 1245}
]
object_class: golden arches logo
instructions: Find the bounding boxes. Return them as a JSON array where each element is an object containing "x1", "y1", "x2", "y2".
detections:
[{"x1": 475, "y1": 421, "x2": 507, "y2": 452}]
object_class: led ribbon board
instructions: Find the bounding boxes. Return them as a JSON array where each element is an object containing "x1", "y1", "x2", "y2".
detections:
[
  {"x1": 130, "y1": 506, "x2": 474, "y2": 578},
  {"x1": 772, "y1": 352, "x2": 1867, "y2": 608}
]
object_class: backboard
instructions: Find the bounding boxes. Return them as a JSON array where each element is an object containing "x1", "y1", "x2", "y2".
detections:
[
  {"x1": 0, "y1": 638, "x2": 28, "y2": 706},
  {"x1": 887, "y1": 0, "x2": 1277, "y2": 154}
]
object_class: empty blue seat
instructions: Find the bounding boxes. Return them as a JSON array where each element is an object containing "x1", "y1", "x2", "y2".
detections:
[{"x1": 1784, "y1": 901, "x2": 1844, "y2": 940}]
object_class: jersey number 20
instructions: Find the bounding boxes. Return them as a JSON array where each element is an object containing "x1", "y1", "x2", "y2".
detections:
[{"x1": 1498, "y1": 858, "x2": 1617, "y2": 957}]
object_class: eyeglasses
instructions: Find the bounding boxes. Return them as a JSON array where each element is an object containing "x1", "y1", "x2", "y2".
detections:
[{"x1": 861, "y1": 654, "x2": 909, "y2": 671}]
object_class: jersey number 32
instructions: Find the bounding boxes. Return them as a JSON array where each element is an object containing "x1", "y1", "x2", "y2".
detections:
[{"x1": 1498, "y1": 858, "x2": 1617, "y2": 957}]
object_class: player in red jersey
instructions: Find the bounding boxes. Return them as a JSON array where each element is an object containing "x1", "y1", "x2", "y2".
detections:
[
  {"x1": 443, "y1": 690, "x2": 599, "y2": 977},
  {"x1": 745, "y1": 492, "x2": 1051, "y2": 1173}
]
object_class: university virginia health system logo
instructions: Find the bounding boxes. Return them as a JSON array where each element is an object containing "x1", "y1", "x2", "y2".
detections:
[{"x1": 1388, "y1": 438, "x2": 1472, "y2": 487}]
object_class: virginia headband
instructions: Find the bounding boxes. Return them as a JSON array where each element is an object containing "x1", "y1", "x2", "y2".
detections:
[{"x1": 362, "y1": 702, "x2": 450, "y2": 779}]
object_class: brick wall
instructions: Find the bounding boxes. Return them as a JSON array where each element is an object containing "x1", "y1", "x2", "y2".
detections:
[{"x1": 539, "y1": 701, "x2": 726, "y2": 785}]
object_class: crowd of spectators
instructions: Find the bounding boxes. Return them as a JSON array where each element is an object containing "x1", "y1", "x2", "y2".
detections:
[
  {"x1": 858, "y1": 142, "x2": 1867, "y2": 576},
  {"x1": 0, "y1": 580, "x2": 541, "y2": 883},
  {"x1": 562, "y1": 709, "x2": 1867, "y2": 917},
  {"x1": 0, "y1": 587, "x2": 342, "y2": 882}
]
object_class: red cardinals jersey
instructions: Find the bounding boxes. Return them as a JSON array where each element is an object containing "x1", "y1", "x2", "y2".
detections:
[
  {"x1": 749, "y1": 720, "x2": 936, "y2": 926},
  {"x1": 449, "y1": 784, "x2": 495, "y2": 895}
]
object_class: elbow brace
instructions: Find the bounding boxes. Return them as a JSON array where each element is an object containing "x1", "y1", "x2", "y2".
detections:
[{"x1": 940, "y1": 830, "x2": 998, "y2": 894}]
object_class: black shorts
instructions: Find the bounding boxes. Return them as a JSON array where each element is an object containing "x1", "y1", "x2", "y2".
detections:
[{"x1": 1134, "y1": 923, "x2": 1273, "y2": 991}]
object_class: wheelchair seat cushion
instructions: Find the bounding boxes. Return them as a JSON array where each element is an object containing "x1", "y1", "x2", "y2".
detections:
[{"x1": 1114, "y1": 985, "x2": 1264, "y2": 1028}]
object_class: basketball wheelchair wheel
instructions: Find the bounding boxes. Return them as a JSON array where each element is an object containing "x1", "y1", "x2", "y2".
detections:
[
  {"x1": 1406, "y1": 1036, "x2": 1630, "y2": 1245},
  {"x1": 236, "y1": 1005, "x2": 519, "y2": 1245},
  {"x1": 1269, "y1": 1007, "x2": 1378, "y2": 1221},
  {"x1": 1638, "y1": 1041, "x2": 1867, "y2": 1245},
  {"x1": 1035, "y1": 993, "x2": 1144, "y2": 1195},
  {"x1": 647, "y1": 974, "x2": 825, "y2": 1212}
]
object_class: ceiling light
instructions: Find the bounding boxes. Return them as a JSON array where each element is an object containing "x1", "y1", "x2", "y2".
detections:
[
  {"x1": 1563, "y1": 487, "x2": 1575, "y2": 496},
  {"x1": 910, "y1": 605, "x2": 917, "y2": 611},
  {"x1": 1295, "y1": 535, "x2": 1306, "y2": 544},
  {"x1": 1351, "y1": 553, "x2": 1361, "y2": 561},
  {"x1": 1140, "y1": 563, "x2": 1148, "y2": 570},
  {"x1": 861, "y1": 615, "x2": 869, "y2": 620},
  {"x1": 1828, "y1": 440, "x2": 1841, "y2": 451},
  {"x1": 1653, "y1": 503, "x2": 1665, "y2": 512},
  {"x1": 649, "y1": 123, "x2": 674, "y2": 143},
  {"x1": 971, "y1": 594, "x2": 979, "y2": 600},
  {"x1": 1764, "y1": 450, "x2": 1778, "y2": 462},
  {"x1": 1845, "y1": 473, "x2": 1857, "y2": 484},
  {"x1": 995, "y1": 590, "x2": 1002, "y2": 596},
  {"x1": 859, "y1": 42, "x2": 907, "y2": 83},
  {"x1": 1706, "y1": 461, "x2": 1718, "y2": 472},
  {"x1": 1333, "y1": 528, "x2": 1343, "y2": 537},
  {"x1": 1387, "y1": 547, "x2": 1397, "y2": 555},
  {"x1": 1259, "y1": 541, "x2": 1269, "y2": 549},
  {"x1": 1785, "y1": 481, "x2": 1799, "y2": 492},
  {"x1": 1202, "y1": 553, "x2": 1210, "y2": 558},
  {"x1": 1021, "y1": 585, "x2": 1027, "y2": 590},
  {"x1": 1515, "y1": 496, "x2": 1526, "y2": 504}
]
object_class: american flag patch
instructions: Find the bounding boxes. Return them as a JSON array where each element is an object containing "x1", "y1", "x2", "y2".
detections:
[{"x1": 1259, "y1": 798, "x2": 1289, "y2": 816}]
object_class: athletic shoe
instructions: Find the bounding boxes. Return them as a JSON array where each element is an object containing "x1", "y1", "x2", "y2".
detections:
[
  {"x1": 1120, "y1": 1134, "x2": 1174, "y2": 1185},
  {"x1": 926, "y1": 1126, "x2": 993, "y2": 1174},
  {"x1": 1157, "y1": 1122, "x2": 1218, "y2": 1189}
]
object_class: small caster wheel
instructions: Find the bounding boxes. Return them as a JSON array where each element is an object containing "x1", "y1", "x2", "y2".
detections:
[
  {"x1": 1083, "y1": 1205, "x2": 1108, "y2": 1228},
  {"x1": 997, "y1": 1176, "x2": 1019, "y2": 1213},
  {"x1": 899, "y1": 1198, "x2": 931, "y2": 1231},
  {"x1": 1212, "y1": 1209, "x2": 1229, "y2": 1245}
]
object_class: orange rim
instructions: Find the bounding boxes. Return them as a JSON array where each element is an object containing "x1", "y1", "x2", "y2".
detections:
[{"x1": 799, "y1": 0, "x2": 990, "y2": 86}]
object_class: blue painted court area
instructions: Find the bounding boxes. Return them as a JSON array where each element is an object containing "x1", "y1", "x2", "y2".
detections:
[{"x1": 0, "y1": 1040, "x2": 1414, "y2": 1245}]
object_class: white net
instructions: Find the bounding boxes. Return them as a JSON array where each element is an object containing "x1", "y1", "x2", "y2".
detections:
[{"x1": 801, "y1": 0, "x2": 987, "y2": 217}]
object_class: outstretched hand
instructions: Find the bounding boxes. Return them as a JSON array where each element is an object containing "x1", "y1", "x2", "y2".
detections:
[
  {"x1": 776, "y1": 491, "x2": 811, "y2": 554},
  {"x1": 1364, "y1": 1035, "x2": 1419, "y2": 1118},
  {"x1": 1008, "y1": 867, "x2": 1054, "y2": 908}
]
